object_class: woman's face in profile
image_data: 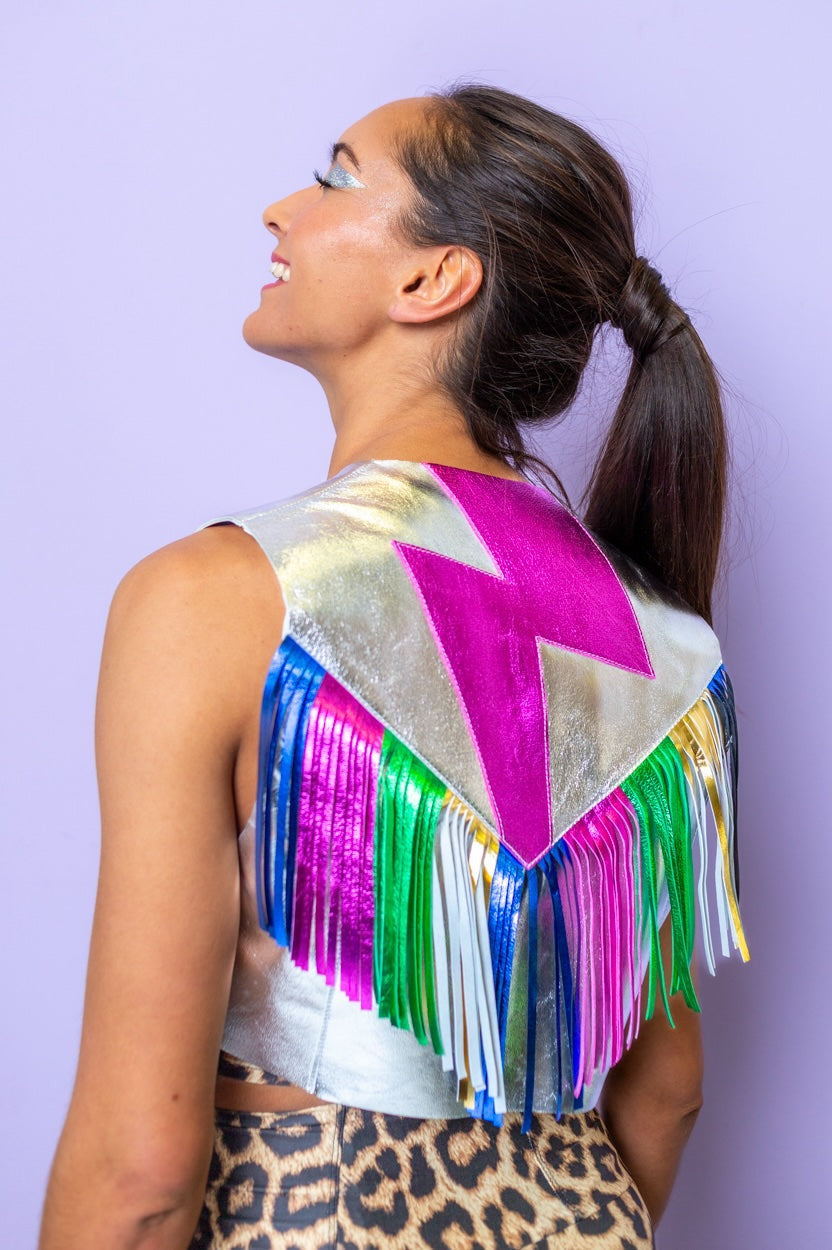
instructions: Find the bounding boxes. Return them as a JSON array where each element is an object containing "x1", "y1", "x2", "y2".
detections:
[{"x1": 243, "y1": 97, "x2": 428, "y2": 371}]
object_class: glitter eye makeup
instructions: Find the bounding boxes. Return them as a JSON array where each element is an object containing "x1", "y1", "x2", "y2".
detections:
[{"x1": 312, "y1": 160, "x2": 366, "y2": 190}]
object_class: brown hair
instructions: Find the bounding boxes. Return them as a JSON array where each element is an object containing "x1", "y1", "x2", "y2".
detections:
[{"x1": 391, "y1": 83, "x2": 726, "y2": 622}]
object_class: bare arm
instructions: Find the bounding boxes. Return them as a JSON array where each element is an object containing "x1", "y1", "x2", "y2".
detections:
[
  {"x1": 39, "y1": 526, "x2": 282, "y2": 1250},
  {"x1": 599, "y1": 915, "x2": 705, "y2": 1229}
]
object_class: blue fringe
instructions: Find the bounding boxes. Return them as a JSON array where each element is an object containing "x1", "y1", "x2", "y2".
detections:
[
  {"x1": 474, "y1": 847, "x2": 525, "y2": 1124},
  {"x1": 707, "y1": 665, "x2": 740, "y2": 897},
  {"x1": 540, "y1": 841, "x2": 577, "y2": 1117},
  {"x1": 256, "y1": 637, "x2": 325, "y2": 945}
]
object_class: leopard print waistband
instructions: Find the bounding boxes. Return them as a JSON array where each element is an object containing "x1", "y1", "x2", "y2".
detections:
[
  {"x1": 217, "y1": 1048, "x2": 292, "y2": 1087},
  {"x1": 191, "y1": 1080, "x2": 654, "y2": 1249}
]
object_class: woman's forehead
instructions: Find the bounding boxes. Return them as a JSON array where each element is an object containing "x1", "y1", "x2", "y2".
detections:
[{"x1": 339, "y1": 97, "x2": 429, "y2": 156}]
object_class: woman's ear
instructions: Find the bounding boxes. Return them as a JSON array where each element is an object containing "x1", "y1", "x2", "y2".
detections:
[{"x1": 388, "y1": 245, "x2": 482, "y2": 324}]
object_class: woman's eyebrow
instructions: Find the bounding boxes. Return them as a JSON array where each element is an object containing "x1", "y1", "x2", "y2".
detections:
[{"x1": 329, "y1": 141, "x2": 361, "y2": 172}]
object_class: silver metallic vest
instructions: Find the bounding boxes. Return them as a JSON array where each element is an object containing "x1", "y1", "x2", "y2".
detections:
[{"x1": 206, "y1": 461, "x2": 746, "y2": 1120}]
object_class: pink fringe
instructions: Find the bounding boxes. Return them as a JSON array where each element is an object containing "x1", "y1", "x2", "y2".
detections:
[{"x1": 293, "y1": 674, "x2": 383, "y2": 1006}]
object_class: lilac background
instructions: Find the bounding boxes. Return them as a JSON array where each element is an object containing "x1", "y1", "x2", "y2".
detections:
[{"x1": 2, "y1": 2, "x2": 829, "y2": 1245}]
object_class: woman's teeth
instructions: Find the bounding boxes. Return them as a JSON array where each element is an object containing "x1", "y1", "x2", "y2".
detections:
[{"x1": 270, "y1": 261, "x2": 291, "y2": 282}]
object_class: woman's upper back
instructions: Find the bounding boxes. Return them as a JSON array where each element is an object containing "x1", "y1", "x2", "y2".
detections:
[{"x1": 205, "y1": 459, "x2": 747, "y2": 1125}]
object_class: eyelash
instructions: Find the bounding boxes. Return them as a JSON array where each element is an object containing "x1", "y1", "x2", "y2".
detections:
[{"x1": 313, "y1": 168, "x2": 334, "y2": 189}]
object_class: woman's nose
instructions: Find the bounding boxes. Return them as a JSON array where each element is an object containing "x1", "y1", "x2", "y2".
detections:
[
  {"x1": 262, "y1": 199, "x2": 285, "y2": 237},
  {"x1": 262, "y1": 185, "x2": 317, "y2": 236}
]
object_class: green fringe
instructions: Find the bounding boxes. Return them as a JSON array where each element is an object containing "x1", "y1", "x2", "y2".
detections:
[
  {"x1": 622, "y1": 736, "x2": 700, "y2": 1025},
  {"x1": 373, "y1": 725, "x2": 709, "y2": 1053},
  {"x1": 373, "y1": 730, "x2": 445, "y2": 1050}
]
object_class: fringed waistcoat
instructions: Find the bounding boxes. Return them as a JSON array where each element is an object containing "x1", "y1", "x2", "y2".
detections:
[{"x1": 207, "y1": 460, "x2": 749, "y2": 1126}]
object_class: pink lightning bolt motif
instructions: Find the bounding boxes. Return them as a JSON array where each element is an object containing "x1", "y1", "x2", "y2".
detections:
[{"x1": 393, "y1": 463, "x2": 655, "y2": 867}]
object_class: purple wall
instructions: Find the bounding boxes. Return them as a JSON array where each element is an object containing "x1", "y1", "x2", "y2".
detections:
[{"x1": 3, "y1": 3, "x2": 828, "y2": 1245}]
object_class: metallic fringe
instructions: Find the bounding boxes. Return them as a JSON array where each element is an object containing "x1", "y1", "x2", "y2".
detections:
[{"x1": 257, "y1": 639, "x2": 749, "y2": 1128}]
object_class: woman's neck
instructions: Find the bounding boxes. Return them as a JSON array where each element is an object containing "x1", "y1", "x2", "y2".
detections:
[
  {"x1": 314, "y1": 352, "x2": 526, "y2": 482},
  {"x1": 327, "y1": 422, "x2": 526, "y2": 482},
  {"x1": 322, "y1": 387, "x2": 519, "y2": 480}
]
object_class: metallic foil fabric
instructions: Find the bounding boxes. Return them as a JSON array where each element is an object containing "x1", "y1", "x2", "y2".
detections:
[
  {"x1": 205, "y1": 460, "x2": 727, "y2": 1116},
  {"x1": 217, "y1": 461, "x2": 721, "y2": 841}
]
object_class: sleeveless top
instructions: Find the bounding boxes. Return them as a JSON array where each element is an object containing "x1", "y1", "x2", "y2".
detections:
[{"x1": 204, "y1": 460, "x2": 749, "y2": 1126}]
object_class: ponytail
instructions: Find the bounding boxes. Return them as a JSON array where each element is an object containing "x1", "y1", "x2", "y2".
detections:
[
  {"x1": 585, "y1": 259, "x2": 726, "y2": 623},
  {"x1": 391, "y1": 85, "x2": 728, "y2": 621}
]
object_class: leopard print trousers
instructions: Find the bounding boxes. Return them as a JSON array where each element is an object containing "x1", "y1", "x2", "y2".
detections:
[{"x1": 189, "y1": 1058, "x2": 654, "y2": 1250}]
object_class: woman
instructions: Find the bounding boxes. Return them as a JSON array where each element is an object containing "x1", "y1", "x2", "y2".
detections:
[{"x1": 39, "y1": 85, "x2": 748, "y2": 1250}]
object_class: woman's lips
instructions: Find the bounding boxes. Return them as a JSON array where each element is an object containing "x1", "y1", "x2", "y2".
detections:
[{"x1": 263, "y1": 257, "x2": 291, "y2": 290}]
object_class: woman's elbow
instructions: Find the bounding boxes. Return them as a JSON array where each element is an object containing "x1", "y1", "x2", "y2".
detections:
[
  {"x1": 108, "y1": 1129, "x2": 211, "y2": 1219},
  {"x1": 650, "y1": 1041, "x2": 705, "y2": 1115},
  {"x1": 603, "y1": 1000, "x2": 706, "y2": 1117},
  {"x1": 658, "y1": 1074, "x2": 704, "y2": 1121},
  {"x1": 605, "y1": 1059, "x2": 704, "y2": 1120},
  {"x1": 40, "y1": 1128, "x2": 209, "y2": 1250}
]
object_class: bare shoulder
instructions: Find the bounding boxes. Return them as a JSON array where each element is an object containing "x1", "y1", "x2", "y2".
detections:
[
  {"x1": 110, "y1": 523, "x2": 282, "y2": 641},
  {"x1": 112, "y1": 522, "x2": 280, "y2": 619},
  {"x1": 100, "y1": 523, "x2": 284, "y2": 747}
]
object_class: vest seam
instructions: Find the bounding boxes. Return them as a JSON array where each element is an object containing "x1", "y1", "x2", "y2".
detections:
[{"x1": 307, "y1": 984, "x2": 335, "y2": 1090}]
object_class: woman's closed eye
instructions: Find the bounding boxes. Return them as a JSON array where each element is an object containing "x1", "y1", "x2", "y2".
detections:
[{"x1": 312, "y1": 161, "x2": 365, "y2": 190}]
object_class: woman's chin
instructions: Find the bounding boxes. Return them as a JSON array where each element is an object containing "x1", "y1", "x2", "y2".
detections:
[{"x1": 241, "y1": 312, "x2": 285, "y2": 357}]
